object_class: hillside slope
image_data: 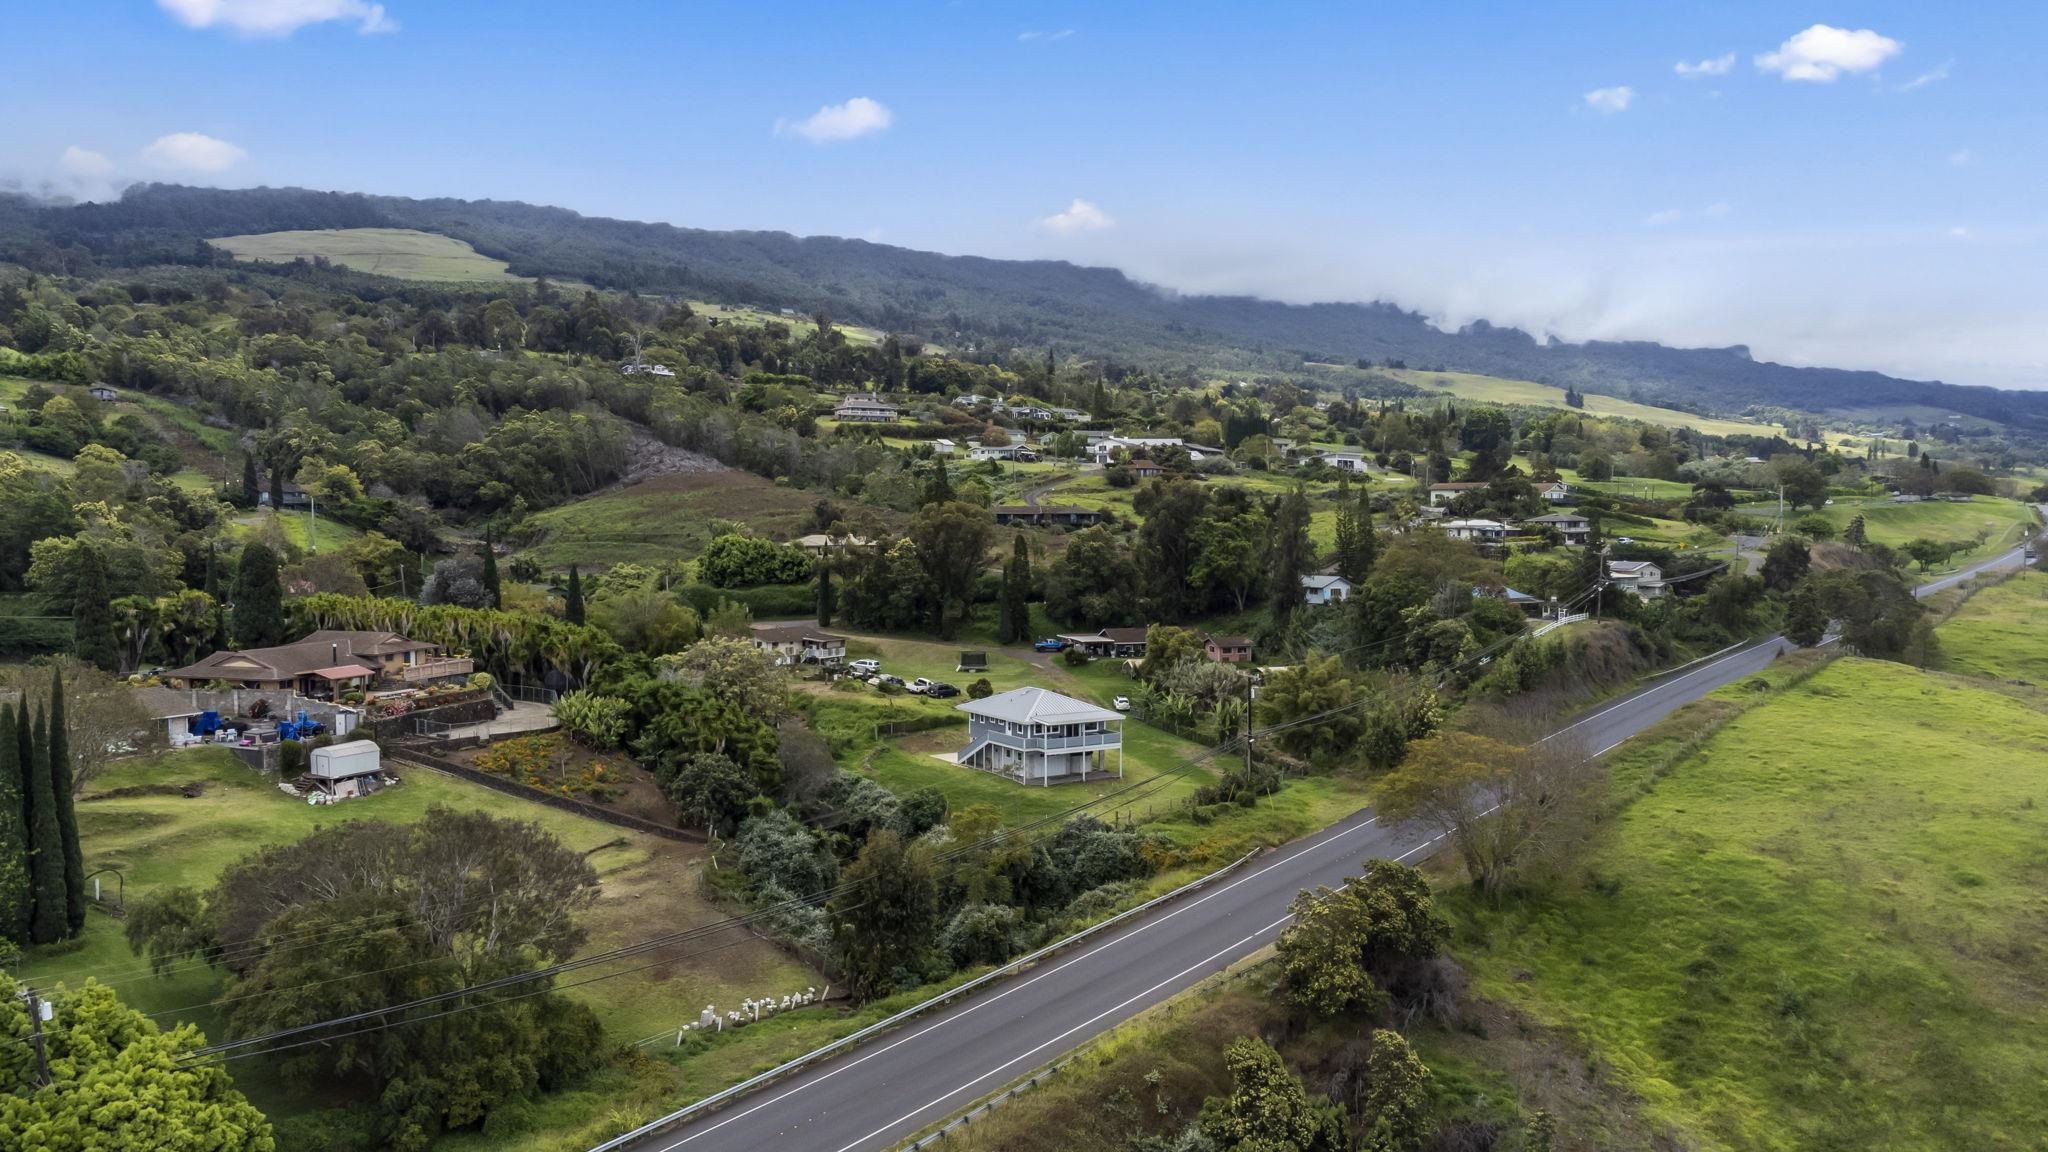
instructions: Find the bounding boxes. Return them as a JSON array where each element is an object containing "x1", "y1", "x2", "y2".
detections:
[{"x1": 8, "y1": 184, "x2": 2047, "y2": 430}]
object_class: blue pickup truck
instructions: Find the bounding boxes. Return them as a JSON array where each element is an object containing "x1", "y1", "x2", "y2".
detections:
[{"x1": 1032, "y1": 638, "x2": 1068, "y2": 652}]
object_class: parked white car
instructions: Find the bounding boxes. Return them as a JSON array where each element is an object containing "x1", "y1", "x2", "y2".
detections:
[
  {"x1": 908, "y1": 677, "x2": 938, "y2": 694},
  {"x1": 1113, "y1": 695, "x2": 1131, "y2": 711},
  {"x1": 849, "y1": 658, "x2": 882, "y2": 676}
]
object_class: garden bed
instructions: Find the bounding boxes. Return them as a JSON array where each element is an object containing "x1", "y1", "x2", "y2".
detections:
[{"x1": 450, "y1": 733, "x2": 676, "y2": 826}]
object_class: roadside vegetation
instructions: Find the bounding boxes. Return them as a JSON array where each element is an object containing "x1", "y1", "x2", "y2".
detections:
[{"x1": 1, "y1": 216, "x2": 2043, "y2": 1152}]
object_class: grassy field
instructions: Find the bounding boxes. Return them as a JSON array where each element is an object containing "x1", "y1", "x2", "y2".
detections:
[
  {"x1": 17, "y1": 743, "x2": 816, "y2": 1137},
  {"x1": 229, "y1": 506, "x2": 363, "y2": 553},
  {"x1": 1745, "y1": 495, "x2": 2037, "y2": 567},
  {"x1": 523, "y1": 469, "x2": 826, "y2": 569},
  {"x1": 687, "y1": 300, "x2": 883, "y2": 346},
  {"x1": 1454, "y1": 657, "x2": 2048, "y2": 1150},
  {"x1": 1388, "y1": 369, "x2": 1777, "y2": 439},
  {"x1": 1936, "y1": 569, "x2": 2048, "y2": 682},
  {"x1": 212, "y1": 227, "x2": 534, "y2": 283}
]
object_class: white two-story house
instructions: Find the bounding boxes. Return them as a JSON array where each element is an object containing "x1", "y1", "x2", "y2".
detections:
[{"x1": 957, "y1": 687, "x2": 1123, "y2": 786}]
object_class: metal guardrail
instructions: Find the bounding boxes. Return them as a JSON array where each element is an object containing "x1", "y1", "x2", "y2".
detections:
[
  {"x1": 583, "y1": 847, "x2": 1263, "y2": 1152},
  {"x1": 908, "y1": 1059, "x2": 1072, "y2": 1148}
]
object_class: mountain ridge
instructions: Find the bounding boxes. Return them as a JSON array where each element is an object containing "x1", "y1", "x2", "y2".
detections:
[{"x1": 5, "y1": 182, "x2": 2045, "y2": 431}]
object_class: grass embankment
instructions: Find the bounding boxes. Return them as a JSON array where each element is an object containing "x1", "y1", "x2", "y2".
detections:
[
  {"x1": 1936, "y1": 568, "x2": 2048, "y2": 682},
  {"x1": 522, "y1": 469, "x2": 825, "y2": 569},
  {"x1": 17, "y1": 744, "x2": 819, "y2": 1144},
  {"x1": 1452, "y1": 656, "x2": 2048, "y2": 1150}
]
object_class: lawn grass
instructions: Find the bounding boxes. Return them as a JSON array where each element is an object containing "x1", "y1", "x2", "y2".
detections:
[
  {"x1": 213, "y1": 228, "x2": 535, "y2": 283},
  {"x1": 1451, "y1": 657, "x2": 2048, "y2": 1150},
  {"x1": 1936, "y1": 569, "x2": 2048, "y2": 682},
  {"x1": 229, "y1": 506, "x2": 363, "y2": 553},
  {"x1": 522, "y1": 469, "x2": 827, "y2": 570},
  {"x1": 16, "y1": 743, "x2": 818, "y2": 1137},
  {"x1": 1389, "y1": 369, "x2": 1780, "y2": 439}
]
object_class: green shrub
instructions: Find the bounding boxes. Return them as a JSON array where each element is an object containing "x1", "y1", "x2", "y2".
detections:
[{"x1": 552, "y1": 690, "x2": 631, "y2": 749}]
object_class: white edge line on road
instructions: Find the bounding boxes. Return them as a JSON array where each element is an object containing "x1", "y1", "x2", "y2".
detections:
[
  {"x1": 839, "y1": 829, "x2": 1457, "y2": 1152},
  {"x1": 649, "y1": 814, "x2": 1385, "y2": 1151},
  {"x1": 628, "y1": 529, "x2": 2046, "y2": 1152}
]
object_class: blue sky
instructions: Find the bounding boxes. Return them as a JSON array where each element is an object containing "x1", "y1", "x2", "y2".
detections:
[{"x1": 5, "y1": 2, "x2": 2044, "y2": 387}]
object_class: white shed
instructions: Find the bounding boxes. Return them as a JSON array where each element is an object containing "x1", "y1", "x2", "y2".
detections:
[{"x1": 309, "y1": 740, "x2": 383, "y2": 799}]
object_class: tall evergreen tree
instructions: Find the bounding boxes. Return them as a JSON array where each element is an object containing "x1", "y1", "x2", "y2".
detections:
[
  {"x1": 239, "y1": 452, "x2": 259, "y2": 506},
  {"x1": 1000, "y1": 535, "x2": 1032, "y2": 643},
  {"x1": 0, "y1": 705, "x2": 28, "y2": 942},
  {"x1": 266, "y1": 459, "x2": 284, "y2": 511},
  {"x1": 1268, "y1": 487, "x2": 1314, "y2": 631},
  {"x1": 24, "y1": 704, "x2": 66, "y2": 945},
  {"x1": 230, "y1": 542, "x2": 284, "y2": 648},
  {"x1": 922, "y1": 458, "x2": 954, "y2": 506},
  {"x1": 71, "y1": 544, "x2": 119, "y2": 672},
  {"x1": 564, "y1": 565, "x2": 586, "y2": 625},
  {"x1": 815, "y1": 559, "x2": 835, "y2": 627},
  {"x1": 1333, "y1": 473, "x2": 1360, "y2": 578},
  {"x1": 480, "y1": 538, "x2": 502, "y2": 609},
  {"x1": 49, "y1": 669, "x2": 85, "y2": 934}
]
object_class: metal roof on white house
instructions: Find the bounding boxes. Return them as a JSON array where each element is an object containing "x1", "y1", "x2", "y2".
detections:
[{"x1": 957, "y1": 686, "x2": 1121, "y2": 726}]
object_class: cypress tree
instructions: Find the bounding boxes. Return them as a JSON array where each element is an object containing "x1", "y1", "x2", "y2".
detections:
[
  {"x1": 240, "y1": 453, "x2": 259, "y2": 506},
  {"x1": 0, "y1": 704, "x2": 29, "y2": 942},
  {"x1": 480, "y1": 538, "x2": 502, "y2": 610},
  {"x1": 815, "y1": 559, "x2": 835, "y2": 627},
  {"x1": 49, "y1": 669, "x2": 85, "y2": 934},
  {"x1": 231, "y1": 542, "x2": 285, "y2": 648},
  {"x1": 1267, "y1": 487, "x2": 1313, "y2": 631},
  {"x1": 24, "y1": 703, "x2": 67, "y2": 945},
  {"x1": 267, "y1": 459, "x2": 284, "y2": 511},
  {"x1": 564, "y1": 565, "x2": 586, "y2": 625},
  {"x1": 923, "y1": 459, "x2": 954, "y2": 506},
  {"x1": 1002, "y1": 535, "x2": 1031, "y2": 643},
  {"x1": 72, "y1": 544, "x2": 120, "y2": 673}
]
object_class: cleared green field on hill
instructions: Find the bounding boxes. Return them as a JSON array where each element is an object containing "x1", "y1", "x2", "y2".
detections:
[
  {"x1": 1388, "y1": 369, "x2": 1776, "y2": 438},
  {"x1": 1744, "y1": 495, "x2": 2037, "y2": 567},
  {"x1": 1456, "y1": 657, "x2": 2048, "y2": 1150},
  {"x1": 213, "y1": 227, "x2": 532, "y2": 283},
  {"x1": 1937, "y1": 569, "x2": 2048, "y2": 682},
  {"x1": 524, "y1": 468, "x2": 823, "y2": 569}
]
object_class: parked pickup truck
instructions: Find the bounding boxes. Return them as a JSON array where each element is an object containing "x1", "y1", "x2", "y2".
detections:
[
  {"x1": 1033, "y1": 638, "x2": 1068, "y2": 652},
  {"x1": 908, "y1": 677, "x2": 942, "y2": 695}
]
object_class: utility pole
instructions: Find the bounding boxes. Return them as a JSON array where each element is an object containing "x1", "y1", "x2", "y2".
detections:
[
  {"x1": 1243, "y1": 670, "x2": 1257, "y2": 787},
  {"x1": 308, "y1": 492, "x2": 317, "y2": 555},
  {"x1": 23, "y1": 986, "x2": 51, "y2": 1086}
]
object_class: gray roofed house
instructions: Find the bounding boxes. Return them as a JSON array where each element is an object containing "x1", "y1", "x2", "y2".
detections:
[{"x1": 956, "y1": 687, "x2": 1123, "y2": 785}]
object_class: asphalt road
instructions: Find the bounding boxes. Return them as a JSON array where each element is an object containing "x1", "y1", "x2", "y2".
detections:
[{"x1": 621, "y1": 535, "x2": 2038, "y2": 1152}]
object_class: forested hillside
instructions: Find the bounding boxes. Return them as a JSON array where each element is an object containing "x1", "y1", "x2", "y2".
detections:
[{"x1": 6, "y1": 184, "x2": 2047, "y2": 430}]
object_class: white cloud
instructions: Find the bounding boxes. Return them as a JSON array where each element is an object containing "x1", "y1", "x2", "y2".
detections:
[
  {"x1": 59, "y1": 147, "x2": 115, "y2": 180},
  {"x1": 1039, "y1": 199, "x2": 1115, "y2": 235},
  {"x1": 1755, "y1": 24, "x2": 1901, "y2": 82},
  {"x1": 141, "y1": 132, "x2": 249, "y2": 172},
  {"x1": 1018, "y1": 29, "x2": 1074, "y2": 43},
  {"x1": 1949, "y1": 226, "x2": 1970, "y2": 238},
  {"x1": 1675, "y1": 53, "x2": 1736, "y2": 78},
  {"x1": 776, "y1": 97, "x2": 893, "y2": 143},
  {"x1": 1900, "y1": 60, "x2": 1952, "y2": 91},
  {"x1": 1703, "y1": 201, "x2": 1732, "y2": 218},
  {"x1": 1582, "y1": 86, "x2": 1635, "y2": 114},
  {"x1": 157, "y1": 0, "x2": 396, "y2": 37},
  {"x1": 1949, "y1": 148, "x2": 1975, "y2": 167}
]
